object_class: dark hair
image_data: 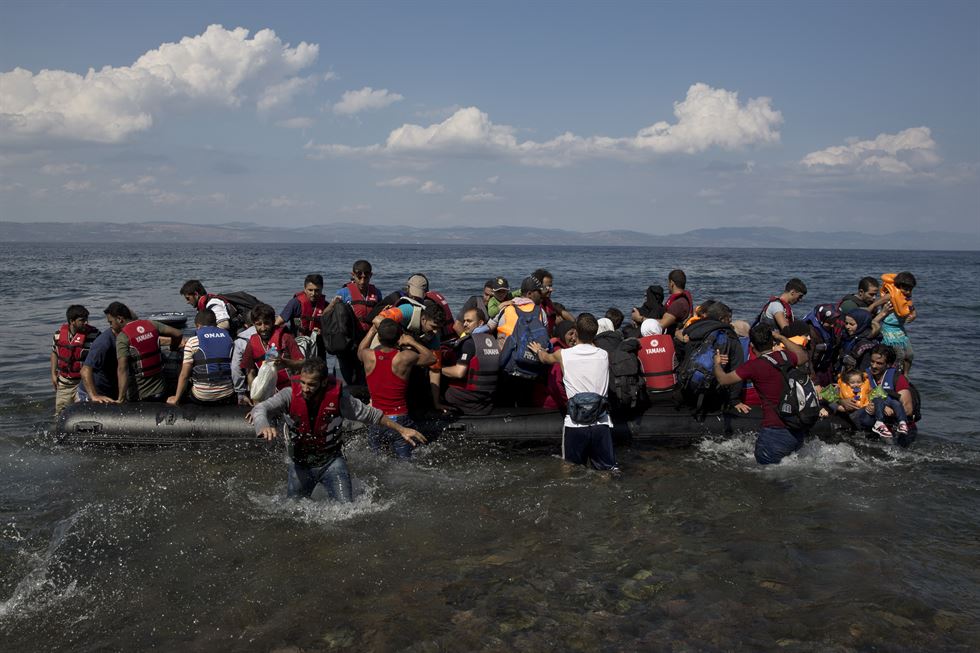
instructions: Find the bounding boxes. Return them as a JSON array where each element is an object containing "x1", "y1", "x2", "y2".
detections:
[
  {"x1": 552, "y1": 301, "x2": 567, "y2": 316},
  {"x1": 696, "y1": 299, "x2": 717, "y2": 317},
  {"x1": 66, "y1": 304, "x2": 89, "y2": 321},
  {"x1": 781, "y1": 320, "x2": 811, "y2": 339},
  {"x1": 894, "y1": 271, "x2": 917, "y2": 290},
  {"x1": 353, "y1": 260, "x2": 373, "y2": 274},
  {"x1": 422, "y1": 299, "x2": 445, "y2": 327},
  {"x1": 870, "y1": 343, "x2": 897, "y2": 365},
  {"x1": 300, "y1": 358, "x2": 326, "y2": 379},
  {"x1": 377, "y1": 318, "x2": 401, "y2": 347},
  {"x1": 575, "y1": 312, "x2": 599, "y2": 343},
  {"x1": 604, "y1": 307, "x2": 624, "y2": 329},
  {"x1": 705, "y1": 301, "x2": 732, "y2": 323},
  {"x1": 532, "y1": 268, "x2": 552, "y2": 283},
  {"x1": 304, "y1": 274, "x2": 324, "y2": 287},
  {"x1": 464, "y1": 306, "x2": 487, "y2": 324},
  {"x1": 103, "y1": 302, "x2": 134, "y2": 320},
  {"x1": 858, "y1": 276, "x2": 878, "y2": 292},
  {"x1": 180, "y1": 280, "x2": 206, "y2": 296},
  {"x1": 749, "y1": 323, "x2": 774, "y2": 352},
  {"x1": 785, "y1": 278, "x2": 808, "y2": 295},
  {"x1": 250, "y1": 303, "x2": 275, "y2": 324},
  {"x1": 195, "y1": 309, "x2": 217, "y2": 327},
  {"x1": 668, "y1": 269, "x2": 686, "y2": 290}
]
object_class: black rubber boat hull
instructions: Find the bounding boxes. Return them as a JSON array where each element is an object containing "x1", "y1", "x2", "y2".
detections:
[{"x1": 54, "y1": 396, "x2": 841, "y2": 446}]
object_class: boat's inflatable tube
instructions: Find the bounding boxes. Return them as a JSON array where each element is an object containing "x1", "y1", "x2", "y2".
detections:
[{"x1": 54, "y1": 393, "x2": 841, "y2": 447}]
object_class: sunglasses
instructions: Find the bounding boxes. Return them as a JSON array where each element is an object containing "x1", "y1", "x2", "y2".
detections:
[{"x1": 353, "y1": 271, "x2": 372, "y2": 278}]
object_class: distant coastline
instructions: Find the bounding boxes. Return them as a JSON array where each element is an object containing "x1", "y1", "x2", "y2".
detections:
[{"x1": 2, "y1": 220, "x2": 978, "y2": 251}]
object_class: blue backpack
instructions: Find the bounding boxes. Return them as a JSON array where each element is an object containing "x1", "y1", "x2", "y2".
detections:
[
  {"x1": 679, "y1": 329, "x2": 728, "y2": 396},
  {"x1": 499, "y1": 305, "x2": 551, "y2": 379}
]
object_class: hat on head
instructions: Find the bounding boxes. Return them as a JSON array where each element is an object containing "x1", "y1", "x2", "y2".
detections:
[
  {"x1": 520, "y1": 276, "x2": 542, "y2": 294},
  {"x1": 491, "y1": 276, "x2": 509, "y2": 292},
  {"x1": 640, "y1": 318, "x2": 664, "y2": 337},
  {"x1": 406, "y1": 273, "x2": 429, "y2": 299},
  {"x1": 815, "y1": 304, "x2": 841, "y2": 322},
  {"x1": 597, "y1": 318, "x2": 614, "y2": 334}
]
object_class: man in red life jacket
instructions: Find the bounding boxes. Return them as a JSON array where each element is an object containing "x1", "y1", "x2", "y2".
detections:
[
  {"x1": 325, "y1": 260, "x2": 383, "y2": 385},
  {"x1": 107, "y1": 302, "x2": 184, "y2": 402},
  {"x1": 241, "y1": 304, "x2": 305, "y2": 395},
  {"x1": 658, "y1": 269, "x2": 694, "y2": 337},
  {"x1": 358, "y1": 317, "x2": 436, "y2": 457},
  {"x1": 276, "y1": 273, "x2": 327, "y2": 359},
  {"x1": 441, "y1": 307, "x2": 502, "y2": 416},
  {"x1": 50, "y1": 304, "x2": 100, "y2": 415},
  {"x1": 754, "y1": 278, "x2": 808, "y2": 331},
  {"x1": 180, "y1": 280, "x2": 233, "y2": 331},
  {"x1": 252, "y1": 358, "x2": 426, "y2": 501}
]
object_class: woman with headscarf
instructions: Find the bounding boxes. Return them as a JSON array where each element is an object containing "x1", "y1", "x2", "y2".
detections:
[{"x1": 838, "y1": 309, "x2": 883, "y2": 374}]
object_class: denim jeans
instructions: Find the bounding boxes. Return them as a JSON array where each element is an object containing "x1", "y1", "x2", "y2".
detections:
[
  {"x1": 287, "y1": 455, "x2": 353, "y2": 502},
  {"x1": 873, "y1": 397, "x2": 908, "y2": 423},
  {"x1": 369, "y1": 414, "x2": 415, "y2": 460},
  {"x1": 755, "y1": 426, "x2": 806, "y2": 465}
]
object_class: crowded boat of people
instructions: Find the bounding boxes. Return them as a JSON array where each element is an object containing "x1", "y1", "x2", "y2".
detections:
[{"x1": 50, "y1": 263, "x2": 920, "y2": 499}]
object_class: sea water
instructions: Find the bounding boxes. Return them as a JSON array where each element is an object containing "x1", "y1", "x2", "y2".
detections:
[{"x1": 0, "y1": 242, "x2": 978, "y2": 651}]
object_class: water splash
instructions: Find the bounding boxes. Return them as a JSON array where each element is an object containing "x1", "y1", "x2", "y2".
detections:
[{"x1": 245, "y1": 478, "x2": 393, "y2": 526}]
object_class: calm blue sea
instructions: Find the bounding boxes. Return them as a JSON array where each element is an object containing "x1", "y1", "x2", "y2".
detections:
[{"x1": 0, "y1": 242, "x2": 978, "y2": 651}]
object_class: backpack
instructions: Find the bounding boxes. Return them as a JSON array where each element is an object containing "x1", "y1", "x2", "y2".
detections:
[
  {"x1": 567, "y1": 392, "x2": 607, "y2": 425},
  {"x1": 678, "y1": 328, "x2": 728, "y2": 396},
  {"x1": 499, "y1": 305, "x2": 551, "y2": 379},
  {"x1": 906, "y1": 379, "x2": 923, "y2": 423},
  {"x1": 608, "y1": 338, "x2": 647, "y2": 414},
  {"x1": 761, "y1": 350, "x2": 821, "y2": 431},
  {"x1": 217, "y1": 291, "x2": 262, "y2": 331},
  {"x1": 320, "y1": 302, "x2": 359, "y2": 355}
]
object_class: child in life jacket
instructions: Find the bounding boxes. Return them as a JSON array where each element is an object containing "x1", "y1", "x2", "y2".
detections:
[{"x1": 820, "y1": 370, "x2": 870, "y2": 420}]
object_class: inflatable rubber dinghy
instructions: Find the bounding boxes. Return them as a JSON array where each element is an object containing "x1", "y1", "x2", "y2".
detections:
[{"x1": 54, "y1": 393, "x2": 842, "y2": 447}]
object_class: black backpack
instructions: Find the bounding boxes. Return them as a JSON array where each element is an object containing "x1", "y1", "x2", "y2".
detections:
[
  {"x1": 761, "y1": 350, "x2": 821, "y2": 431},
  {"x1": 215, "y1": 291, "x2": 263, "y2": 333},
  {"x1": 320, "y1": 302, "x2": 359, "y2": 355},
  {"x1": 608, "y1": 338, "x2": 647, "y2": 414}
]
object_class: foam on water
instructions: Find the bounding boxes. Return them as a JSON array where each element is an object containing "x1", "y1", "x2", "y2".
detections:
[{"x1": 245, "y1": 478, "x2": 393, "y2": 526}]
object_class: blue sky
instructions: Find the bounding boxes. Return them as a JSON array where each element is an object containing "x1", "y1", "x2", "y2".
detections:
[{"x1": 1, "y1": 0, "x2": 977, "y2": 233}]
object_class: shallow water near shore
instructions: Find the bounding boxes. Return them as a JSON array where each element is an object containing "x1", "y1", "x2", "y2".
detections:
[{"x1": 1, "y1": 242, "x2": 978, "y2": 651}]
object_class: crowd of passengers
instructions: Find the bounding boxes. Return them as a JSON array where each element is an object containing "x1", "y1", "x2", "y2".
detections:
[{"x1": 51, "y1": 262, "x2": 919, "y2": 497}]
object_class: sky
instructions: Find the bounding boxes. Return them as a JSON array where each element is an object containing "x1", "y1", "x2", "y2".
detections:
[{"x1": 1, "y1": 0, "x2": 978, "y2": 234}]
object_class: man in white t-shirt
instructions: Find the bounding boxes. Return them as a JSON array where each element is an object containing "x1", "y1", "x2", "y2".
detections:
[{"x1": 530, "y1": 313, "x2": 619, "y2": 472}]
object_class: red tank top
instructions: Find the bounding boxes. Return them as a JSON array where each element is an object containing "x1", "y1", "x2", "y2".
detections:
[{"x1": 366, "y1": 348, "x2": 409, "y2": 415}]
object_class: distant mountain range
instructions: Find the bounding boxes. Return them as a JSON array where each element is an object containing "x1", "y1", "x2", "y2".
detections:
[{"x1": 1, "y1": 220, "x2": 978, "y2": 250}]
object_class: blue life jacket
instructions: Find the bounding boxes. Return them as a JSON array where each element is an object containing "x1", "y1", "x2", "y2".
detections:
[
  {"x1": 192, "y1": 326, "x2": 233, "y2": 384},
  {"x1": 867, "y1": 366, "x2": 899, "y2": 397},
  {"x1": 738, "y1": 335, "x2": 754, "y2": 392},
  {"x1": 680, "y1": 329, "x2": 728, "y2": 394},
  {"x1": 499, "y1": 305, "x2": 551, "y2": 379}
]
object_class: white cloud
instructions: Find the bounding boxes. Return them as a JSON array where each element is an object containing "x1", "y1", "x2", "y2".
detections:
[
  {"x1": 41, "y1": 162, "x2": 87, "y2": 175},
  {"x1": 376, "y1": 175, "x2": 419, "y2": 187},
  {"x1": 418, "y1": 180, "x2": 445, "y2": 194},
  {"x1": 461, "y1": 191, "x2": 501, "y2": 202},
  {"x1": 0, "y1": 25, "x2": 319, "y2": 143},
  {"x1": 486, "y1": 175, "x2": 500, "y2": 184},
  {"x1": 62, "y1": 180, "x2": 92, "y2": 191},
  {"x1": 333, "y1": 87, "x2": 404, "y2": 115},
  {"x1": 275, "y1": 116, "x2": 315, "y2": 129},
  {"x1": 257, "y1": 75, "x2": 318, "y2": 112},
  {"x1": 801, "y1": 127, "x2": 939, "y2": 174},
  {"x1": 307, "y1": 83, "x2": 782, "y2": 166}
]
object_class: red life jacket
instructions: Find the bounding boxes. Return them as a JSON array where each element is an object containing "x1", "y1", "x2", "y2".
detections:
[
  {"x1": 366, "y1": 348, "x2": 409, "y2": 416},
  {"x1": 756, "y1": 295, "x2": 793, "y2": 326},
  {"x1": 540, "y1": 297, "x2": 558, "y2": 336},
  {"x1": 293, "y1": 291, "x2": 327, "y2": 336},
  {"x1": 249, "y1": 327, "x2": 291, "y2": 389},
  {"x1": 345, "y1": 282, "x2": 381, "y2": 330},
  {"x1": 120, "y1": 320, "x2": 163, "y2": 380},
  {"x1": 447, "y1": 333, "x2": 500, "y2": 396},
  {"x1": 55, "y1": 324, "x2": 98, "y2": 379},
  {"x1": 196, "y1": 293, "x2": 230, "y2": 313},
  {"x1": 664, "y1": 290, "x2": 694, "y2": 320},
  {"x1": 288, "y1": 377, "x2": 343, "y2": 460},
  {"x1": 637, "y1": 334, "x2": 677, "y2": 391},
  {"x1": 425, "y1": 290, "x2": 455, "y2": 338}
]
